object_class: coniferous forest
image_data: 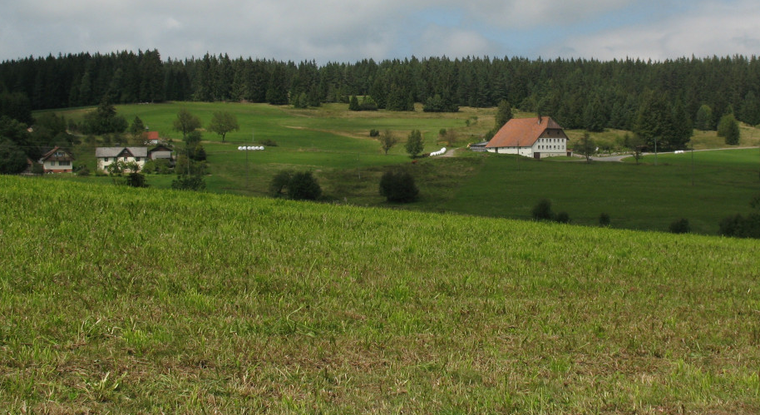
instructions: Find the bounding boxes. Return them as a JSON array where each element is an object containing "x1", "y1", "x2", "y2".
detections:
[{"x1": 2, "y1": 50, "x2": 760, "y2": 147}]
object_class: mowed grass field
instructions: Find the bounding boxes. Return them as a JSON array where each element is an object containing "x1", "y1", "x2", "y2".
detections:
[{"x1": 1, "y1": 176, "x2": 759, "y2": 413}]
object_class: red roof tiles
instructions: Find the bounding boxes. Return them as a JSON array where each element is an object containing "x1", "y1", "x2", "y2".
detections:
[{"x1": 485, "y1": 117, "x2": 565, "y2": 148}]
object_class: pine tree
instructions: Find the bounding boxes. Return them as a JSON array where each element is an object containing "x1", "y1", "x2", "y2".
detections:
[
  {"x1": 494, "y1": 99, "x2": 513, "y2": 130},
  {"x1": 695, "y1": 104, "x2": 714, "y2": 131}
]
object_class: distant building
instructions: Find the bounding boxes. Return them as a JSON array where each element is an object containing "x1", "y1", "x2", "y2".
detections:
[
  {"x1": 143, "y1": 131, "x2": 161, "y2": 145},
  {"x1": 38, "y1": 146, "x2": 75, "y2": 173},
  {"x1": 485, "y1": 117, "x2": 570, "y2": 159},
  {"x1": 96, "y1": 147, "x2": 148, "y2": 172},
  {"x1": 148, "y1": 145, "x2": 174, "y2": 164}
]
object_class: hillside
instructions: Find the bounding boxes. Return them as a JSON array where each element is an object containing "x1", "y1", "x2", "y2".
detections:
[{"x1": 1, "y1": 176, "x2": 759, "y2": 413}]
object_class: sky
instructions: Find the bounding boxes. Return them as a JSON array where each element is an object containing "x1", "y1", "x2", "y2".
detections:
[{"x1": 1, "y1": 0, "x2": 759, "y2": 63}]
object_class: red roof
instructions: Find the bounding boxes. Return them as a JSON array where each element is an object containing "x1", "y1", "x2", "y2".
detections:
[
  {"x1": 485, "y1": 117, "x2": 565, "y2": 148},
  {"x1": 146, "y1": 131, "x2": 160, "y2": 141}
]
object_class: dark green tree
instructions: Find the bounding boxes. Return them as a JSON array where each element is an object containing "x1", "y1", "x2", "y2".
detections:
[
  {"x1": 671, "y1": 100, "x2": 693, "y2": 149},
  {"x1": 82, "y1": 99, "x2": 128, "y2": 135},
  {"x1": 349, "y1": 95, "x2": 360, "y2": 111},
  {"x1": 494, "y1": 99, "x2": 513, "y2": 130},
  {"x1": 576, "y1": 132, "x2": 596, "y2": 163},
  {"x1": 379, "y1": 129, "x2": 398, "y2": 155},
  {"x1": 405, "y1": 129, "x2": 424, "y2": 158},
  {"x1": 583, "y1": 95, "x2": 606, "y2": 132},
  {"x1": 0, "y1": 138, "x2": 28, "y2": 174},
  {"x1": 695, "y1": 104, "x2": 714, "y2": 131},
  {"x1": 173, "y1": 108, "x2": 201, "y2": 140},
  {"x1": 718, "y1": 113, "x2": 740, "y2": 145},
  {"x1": 129, "y1": 116, "x2": 146, "y2": 136},
  {"x1": 740, "y1": 91, "x2": 760, "y2": 126},
  {"x1": 379, "y1": 170, "x2": 419, "y2": 203},
  {"x1": 207, "y1": 111, "x2": 239, "y2": 142},
  {"x1": 288, "y1": 171, "x2": 322, "y2": 200}
]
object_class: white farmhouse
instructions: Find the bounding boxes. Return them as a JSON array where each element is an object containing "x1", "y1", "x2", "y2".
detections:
[
  {"x1": 485, "y1": 117, "x2": 570, "y2": 159},
  {"x1": 38, "y1": 146, "x2": 75, "y2": 173},
  {"x1": 96, "y1": 147, "x2": 148, "y2": 172}
]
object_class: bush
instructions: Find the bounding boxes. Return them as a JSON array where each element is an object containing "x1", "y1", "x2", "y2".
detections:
[
  {"x1": 555, "y1": 211, "x2": 571, "y2": 224},
  {"x1": 379, "y1": 170, "x2": 419, "y2": 203},
  {"x1": 719, "y1": 213, "x2": 760, "y2": 238},
  {"x1": 260, "y1": 139, "x2": 278, "y2": 147},
  {"x1": 171, "y1": 175, "x2": 205, "y2": 191},
  {"x1": 269, "y1": 170, "x2": 293, "y2": 197},
  {"x1": 288, "y1": 171, "x2": 322, "y2": 201},
  {"x1": 369, "y1": 129, "x2": 380, "y2": 138},
  {"x1": 125, "y1": 172, "x2": 148, "y2": 188},
  {"x1": 532, "y1": 199, "x2": 554, "y2": 221},
  {"x1": 669, "y1": 218, "x2": 691, "y2": 234},
  {"x1": 599, "y1": 213, "x2": 611, "y2": 226}
]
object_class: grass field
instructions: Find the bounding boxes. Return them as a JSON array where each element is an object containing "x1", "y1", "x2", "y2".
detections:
[
  {"x1": 436, "y1": 149, "x2": 760, "y2": 234},
  {"x1": 1, "y1": 175, "x2": 759, "y2": 413},
  {"x1": 40, "y1": 102, "x2": 760, "y2": 235}
]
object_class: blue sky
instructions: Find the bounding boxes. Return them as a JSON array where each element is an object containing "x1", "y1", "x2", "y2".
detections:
[{"x1": 1, "y1": 0, "x2": 758, "y2": 63}]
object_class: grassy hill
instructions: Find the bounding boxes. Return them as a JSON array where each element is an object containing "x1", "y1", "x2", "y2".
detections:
[
  {"x1": 2, "y1": 176, "x2": 759, "y2": 413},
  {"x1": 41, "y1": 102, "x2": 760, "y2": 235}
]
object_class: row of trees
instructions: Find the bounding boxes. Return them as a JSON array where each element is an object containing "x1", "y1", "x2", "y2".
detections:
[{"x1": 4, "y1": 52, "x2": 760, "y2": 129}]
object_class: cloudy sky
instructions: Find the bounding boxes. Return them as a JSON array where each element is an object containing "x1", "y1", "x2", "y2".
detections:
[{"x1": 1, "y1": 0, "x2": 759, "y2": 63}]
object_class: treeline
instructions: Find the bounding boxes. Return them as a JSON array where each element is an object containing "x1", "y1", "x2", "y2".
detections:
[{"x1": 3, "y1": 51, "x2": 760, "y2": 131}]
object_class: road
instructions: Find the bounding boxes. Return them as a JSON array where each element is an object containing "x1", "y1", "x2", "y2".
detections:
[{"x1": 590, "y1": 146, "x2": 757, "y2": 162}]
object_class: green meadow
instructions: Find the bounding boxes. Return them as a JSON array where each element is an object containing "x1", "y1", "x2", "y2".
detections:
[
  {"x1": 1, "y1": 175, "x2": 759, "y2": 413},
  {"x1": 44, "y1": 102, "x2": 760, "y2": 235}
]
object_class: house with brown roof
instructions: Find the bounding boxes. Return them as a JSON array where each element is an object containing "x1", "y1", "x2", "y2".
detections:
[
  {"x1": 485, "y1": 117, "x2": 570, "y2": 159},
  {"x1": 38, "y1": 146, "x2": 75, "y2": 173}
]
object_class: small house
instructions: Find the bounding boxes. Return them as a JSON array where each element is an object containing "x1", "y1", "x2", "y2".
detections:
[
  {"x1": 485, "y1": 117, "x2": 570, "y2": 159},
  {"x1": 38, "y1": 146, "x2": 75, "y2": 173},
  {"x1": 143, "y1": 131, "x2": 161, "y2": 145}
]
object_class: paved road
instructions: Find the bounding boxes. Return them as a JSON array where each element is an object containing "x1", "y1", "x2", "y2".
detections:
[{"x1": 590, "y1": 146, "x2": 757, "y2": 162}]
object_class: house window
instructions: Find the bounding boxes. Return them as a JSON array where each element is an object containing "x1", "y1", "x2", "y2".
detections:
[
  {"x1": 59, "y1": 161, "x2": 71, "y2": 166},
  {"x1": 136, "y1": 157, "x2": 141, "y2": 162},
  {"x1": 104, "y1": 158, "x2": 109, "y2": 162}
]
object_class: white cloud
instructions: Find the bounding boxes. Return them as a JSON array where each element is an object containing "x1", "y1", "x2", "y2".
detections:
[
  {"x1": 545, "y1": 0, "x2": 760, "y2": 60},
  {"x1": 415, "y1": 26, "x2": 493, "y2": 58},
  {"x1": 1, "y1": 0, "x2": 759, "y2": 63}
]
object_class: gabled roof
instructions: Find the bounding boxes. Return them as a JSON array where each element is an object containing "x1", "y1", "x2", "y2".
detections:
[
  {"x1": 95, "y1": 147, "x2": 149, "y2": 158},
  {"x1": 145, "y1": 131, "x2": 160, "y2": 141},
  {"x1": 39, "y1": 146, "x2": 74, "y2": 162},
  {"x1": 486, "y1": 117, "x2": 565, "y2": 148}
]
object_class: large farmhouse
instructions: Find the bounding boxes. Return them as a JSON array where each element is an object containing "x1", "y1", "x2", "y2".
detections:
[
  {"x1": 96, "y1": 147, "x2": 149, "y2": 172},
  {"x1": 485, "y1": 117, "x2": 570, "y2": 159}
]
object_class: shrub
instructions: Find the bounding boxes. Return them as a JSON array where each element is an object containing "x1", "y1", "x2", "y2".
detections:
[
  {"x1": 171, "y1": 175, "x2": 205, "y2": 191},
  {"x1": 288, "y1": 171, "x2": 322, "y2": 201},
  {"x1": 669, "y1": 218, "x2": 691, "y2": 234},
  {"x1": 532, "y1": 199, "x2": 554, "y2": 221},
  {"x1": 125, "y1": 172, "x2": 148, "y2": 188},
  {"x1": 555, "y1": 211, "x2": 571, "y2": 224},
  {"x1": 719, "y1": 213, "x2": 760, "y2": 238},
  {"x1": 599, "y1": 213, "x2": 611, "y2": 227},
  {"x1": 260, "y1": 139, "x2": 278, "y2": 147},
  {"x1": 369, "y1": 129, "x2": 380, "y2": 138},
  {"x1": 269, "y1": 170, "x2": 293, "y2": 197},
  {"x1": 379, "y1": 170, "x2": 419, "y2": 203}
]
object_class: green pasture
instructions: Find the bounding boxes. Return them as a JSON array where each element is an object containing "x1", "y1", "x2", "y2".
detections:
[
  {"x1": 440, "y1": 149, "x2": 760, "y2": 234},
  {"x1": 41, "y1": 102, "x2": 760, "y2": 234},
  {"x1": 1, "y1": 176, "x2": 759, "y2": 413}
]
